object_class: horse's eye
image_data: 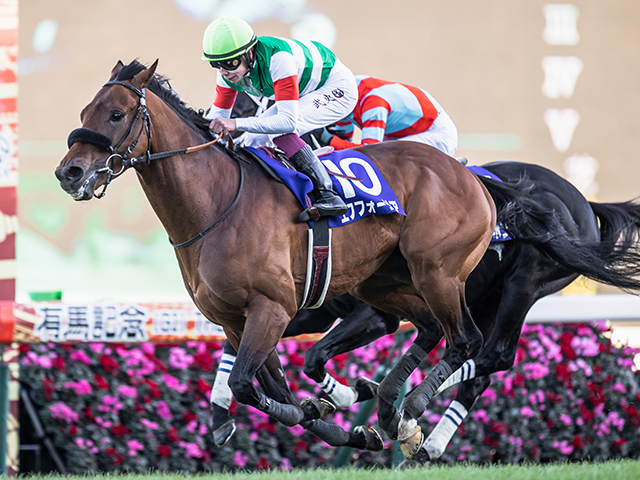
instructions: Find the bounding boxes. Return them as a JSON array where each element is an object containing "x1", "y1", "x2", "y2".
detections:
[{"x1": 110, "y1": 110, "x2": 124, "y2": 122}]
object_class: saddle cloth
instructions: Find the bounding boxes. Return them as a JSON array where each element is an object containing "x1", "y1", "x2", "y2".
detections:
[
  {"x1": 466, "y1": 165, "x2": 511, "y2": 242},
  {"x1": 245, "y1": 147, "x2": 406, "y2": 227}
]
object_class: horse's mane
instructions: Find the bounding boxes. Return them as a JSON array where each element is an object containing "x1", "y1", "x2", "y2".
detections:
[{"x1": 117, "y1": 60, "x2": 214, "y2": 142}]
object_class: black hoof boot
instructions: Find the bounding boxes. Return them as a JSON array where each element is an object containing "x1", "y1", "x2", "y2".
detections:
[
  {"x1": 212, "y1": 419, "x2": 236, "y2": 447},
  {"x1": 301, "y1": 397, "x2": 336, "y2": 420},
  {"x1": 354, "y1": 377, "x2": 379, "y2": 402},
  {"x1": 353, "y1": 425, "x2": 384, "y2": 452},
  {"x1": 395, "y1": 447, "x2": 430, "y2": 470}
]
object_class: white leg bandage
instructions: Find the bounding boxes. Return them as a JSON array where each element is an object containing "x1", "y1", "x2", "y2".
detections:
[
  {"x1": 434, "y1": 359, "x2": 476, "y2": 396},
  {"x1": 210, "y1": 353, "x2": 236, "y2": 409},
  {"x1": 423, "y1": 400, "x2": 469, "y2": 460},
  {"x1": 318, "y1": 372, "x2": 357, "y2": 408}
]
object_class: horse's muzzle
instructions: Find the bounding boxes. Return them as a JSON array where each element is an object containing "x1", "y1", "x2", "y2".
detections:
[{"x1": 55, "y1": 163, "x2": 95, "y2": 201}]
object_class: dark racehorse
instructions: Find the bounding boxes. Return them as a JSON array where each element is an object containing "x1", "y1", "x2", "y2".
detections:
[
  {"x1": 54, "y1": 60, "x2": 567, "y2": 452},
  {"x1": 378, "y1": 164, "x2": 640, "y2": 465},
  {"x1": 212, "y1": 92, "x2": 640, "y2": 459}
]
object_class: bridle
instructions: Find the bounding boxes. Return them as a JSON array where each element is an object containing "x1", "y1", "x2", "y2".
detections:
[{"x1": 66, "y1": 79, "x2": 244, "y2": 249}]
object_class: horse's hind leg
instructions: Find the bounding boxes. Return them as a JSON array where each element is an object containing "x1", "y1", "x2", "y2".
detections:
[
  {"x1": 399, "y1": 375, "x2": 492, "y2": 468},
  {"x1": 304, "y1": 303, "x2": 401, "y2": 407},
  {"x1": 400, "y1": 278, "x2": 482, "y2": 412},
  {"x1": 348, "y1": 281, "x2": 444, "y2": 439},
  {"x1": 395, "y1": 274, "x2": 483, "y2": 457}
]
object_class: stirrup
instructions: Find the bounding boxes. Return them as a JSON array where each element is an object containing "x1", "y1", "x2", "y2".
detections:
[{"x1": 299, "y1": 206, "x2": 321, "y2": 223}]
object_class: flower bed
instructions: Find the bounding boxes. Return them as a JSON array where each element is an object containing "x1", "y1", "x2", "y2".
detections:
[{"x1": 20, "y1": 321, "x2": 640, "y2": 473}]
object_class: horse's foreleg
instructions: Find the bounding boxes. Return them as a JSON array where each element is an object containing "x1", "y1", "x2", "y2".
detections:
[
  {"x1": 258, "y1": 351, "x2": 383, "y2": 451},
  {"x1": 210, "y1": 339, "x2": 238, "y2": 446},
  {"x1": 304, "y1": 304, "x2": 401, "y2": 407},
  {"x1": 228, "y1": 298, "x2": 308, "y2": 426}
]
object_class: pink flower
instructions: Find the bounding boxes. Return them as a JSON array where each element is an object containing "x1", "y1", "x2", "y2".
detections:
[
  {"x1": 169, "y1": 347, "x2": 194, "y2": 369},
  {"x1": 63, "y1": 380, "x2": 92, "y2": 395},
  {"x1": 127, "y1": 439, "x2": 144, "y2": 456},
  {"x1": 280, "y1": 457, "x2": 292, "y2": 471},
  {"x1": 70, "y1": 350, "x2": 92, "y2": 365},
  {"x1": 140, "y1": 418, "x2": 159, "y2": 430},
  {"x1": 179, "y1": 441, "x2": 203, "y2": 458},
  {"x1": 481, "y1": 388, "x2": 497, "y2": 402},
  {"x1": 552, "y1": 440, "x2": 574, "y2": 454},
  {"x1": 186, "y1": 420, "x2": 198, "y2": 433},
  {"x1": 141, "y1": 343, "x2": 155, "y2": 355},
  {"x1": 117, "y1": 385, "x2": 138, "y2": 398},
  {"x1": 612, "y1": 382, "x2": 627, "y2": 394},
  {"x1": 472, "y1": 409, "x2": 490, "y2": 424},
  {"x1": 520, "y1": 406, "x2": 536, "y2": 418},
  {"x1": 522, "y1": 363, "x2": 549, "y2": 380},
  {"x1": 233, "y1": 450, "x2": 248, "y2": 467},
  {"x1": 560, "y1": 414, "x2": 572, "y2": 425},
  {"x1": 90, "y1": 344, "x2": 104, "y2": 354},
  {"x1": 50, "y1": 402, "x2": 79, "y2": 422},
  {"x1": 156, "y1": 401, "x2": 173, "y2": 420},
  {"x1": 27, "y1": 352, "x2": 52, "y2": 369},
  {"x1": 161, "y1": 374, "x2": 188, "y2": 393}
]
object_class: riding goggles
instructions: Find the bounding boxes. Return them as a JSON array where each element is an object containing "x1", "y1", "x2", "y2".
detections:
[{"x1": 209, "y1": 56, "x2": 243, "y2": 71}]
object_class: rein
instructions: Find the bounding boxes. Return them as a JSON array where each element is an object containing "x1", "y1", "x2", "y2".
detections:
[{"x1": 67, "y1": 79, "x2": 244, "y2": 249}]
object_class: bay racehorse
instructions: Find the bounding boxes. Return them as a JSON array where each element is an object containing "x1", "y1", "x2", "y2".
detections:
[
  {"x1": 55, "y1": 60, "x2": 565, "y2": 451},
  {"x1": 210, "y1": 90, "x2": 640, "y2": 456}
]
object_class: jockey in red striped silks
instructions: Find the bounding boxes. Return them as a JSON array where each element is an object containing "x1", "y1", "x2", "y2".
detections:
[
  {"x1": 322, "y1": 76, "x2": 459, "y2": 157},
  {"x1": 203, "y1": 16, "x2": 358, "y2": 221}
]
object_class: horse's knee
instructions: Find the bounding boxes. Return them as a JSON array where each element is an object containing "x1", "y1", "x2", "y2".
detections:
[
  {"x1": 228, "y1": 373, "x2": 254, "y2": 406},
  {"x1": 303, "y1": 346, "x2": 326, "y2": 383}
]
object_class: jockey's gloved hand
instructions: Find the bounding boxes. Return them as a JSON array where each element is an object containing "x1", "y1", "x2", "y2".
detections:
[{"x1": 320, "y1": 127, "x2": 335, "y2": 146}]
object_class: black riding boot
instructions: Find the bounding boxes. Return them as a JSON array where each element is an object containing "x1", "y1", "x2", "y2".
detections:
[{"x1": 289, "y1": 145, "x2": 348, "y2": 222}]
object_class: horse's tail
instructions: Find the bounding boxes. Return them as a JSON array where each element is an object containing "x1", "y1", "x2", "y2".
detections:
[
  {"x1": 475, "y1": 174, "x2": 564, "y2": 244},
  {"x1": 477, "y1": 175, "x2": 640, "y2": 292}
]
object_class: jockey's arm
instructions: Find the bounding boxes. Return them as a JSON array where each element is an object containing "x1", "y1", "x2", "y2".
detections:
[
  {"x1": 235, "y1": 52, "x2": 299, "y2": 135},
  {"x1": 330, "y1": 96, "x2": 389, "y2": 150}
]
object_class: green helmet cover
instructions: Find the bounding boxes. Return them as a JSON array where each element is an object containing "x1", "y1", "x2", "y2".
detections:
[{"x1": 202, "y1": 16, "x2": 257, "y2": 61}]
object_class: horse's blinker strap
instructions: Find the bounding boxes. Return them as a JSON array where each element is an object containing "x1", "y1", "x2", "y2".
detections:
[{"x1": 67, "y1": 128, "x2": 114, "y2": 152}]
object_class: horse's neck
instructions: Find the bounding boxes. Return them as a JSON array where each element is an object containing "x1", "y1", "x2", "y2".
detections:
[{"x1": 137, "y1": 97, "x2": 237, "y2": 248}]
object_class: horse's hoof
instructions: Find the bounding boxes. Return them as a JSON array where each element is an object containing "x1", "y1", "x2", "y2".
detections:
[
  {"x1": 301, "y1": 397, "x2": 336, "y2": 419},
  {"x1": 398, "y1": 415, "x2": 424, "y2": 458},
  {"x1": 354, "y1": 425, "x2": 384, "y2": 452},
  {"x1": 354, "y1": 377, "x2": 379, "y2": 402},
  {"x1": 212, "y1": 419, "x2": 236, "y2": 447},
  {"x1": 395, "y1": 447, "x2": 430, "y2": 470}
]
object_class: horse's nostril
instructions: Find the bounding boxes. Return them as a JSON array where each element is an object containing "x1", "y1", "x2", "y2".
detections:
[{"x1": 64, "y1": 166, "x2": 84, "y2": 181}]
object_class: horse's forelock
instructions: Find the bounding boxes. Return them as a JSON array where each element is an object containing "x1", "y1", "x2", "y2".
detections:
[{"x1": 115, "y1": 60, "x2": 147, "y2": 81}]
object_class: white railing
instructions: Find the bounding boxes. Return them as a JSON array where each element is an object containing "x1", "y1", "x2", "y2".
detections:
[{"x1": 526, "y1": 294, "x2": 640, "y2": 323}]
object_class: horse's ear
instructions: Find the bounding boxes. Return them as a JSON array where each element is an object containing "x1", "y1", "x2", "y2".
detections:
[
  {"x1": 109, "y1": 60, "x2": 125, "y2": 81},
  {"x1": 132, "y1": 59, "x2": 159, "y2": 89}
]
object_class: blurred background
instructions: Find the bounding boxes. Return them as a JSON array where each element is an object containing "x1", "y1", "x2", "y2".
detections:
[{"x1": 16, "y1": 0, "x2": 640, "y2": 303}]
